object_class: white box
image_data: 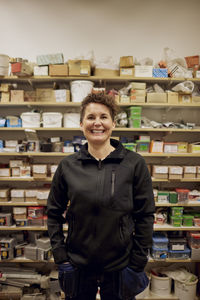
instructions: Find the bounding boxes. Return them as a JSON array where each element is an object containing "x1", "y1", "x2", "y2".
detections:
[
  {"x1": 34, "y1": 66, "x2": 48, "y2": 76},
  {"x1": 134, "y1": 66, "x2": 153, "y2": 77}
]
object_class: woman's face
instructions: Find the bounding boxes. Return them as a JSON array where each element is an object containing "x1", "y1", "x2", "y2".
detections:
[{"x1": 80, "y1": 103, "x2": 115, "y2": 146}]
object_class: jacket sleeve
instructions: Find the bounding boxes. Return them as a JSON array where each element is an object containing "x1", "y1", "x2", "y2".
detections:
[
  {"x1": 130, "y1": 157, "x2": 155, "y2": 272},
  {"x1": 47, "y1": 162, "x2": 69, "y2": 264}
]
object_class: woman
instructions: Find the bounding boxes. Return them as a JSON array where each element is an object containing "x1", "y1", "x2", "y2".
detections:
[{"x1": 47, "y1": 92, "x2": 155, "y2": 300}]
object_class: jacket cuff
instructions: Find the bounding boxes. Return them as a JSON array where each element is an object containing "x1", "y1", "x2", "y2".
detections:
[{"x1": 52, "y1": 247, "x2": 69, "y2": 264}]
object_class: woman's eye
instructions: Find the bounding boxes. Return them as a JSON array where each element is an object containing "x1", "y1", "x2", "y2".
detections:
[{"x1": 87, "y1": 116, "x2": 94, "y2": 120}]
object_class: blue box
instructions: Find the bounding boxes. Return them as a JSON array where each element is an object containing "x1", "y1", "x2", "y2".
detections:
[
  {"x1": 153, "y1": 68, "x2": 168, "y2": 78},
  {"x1": 153, "y1": 234, "x2": 169, "y2": 249},
  {"x1": 6, "y1": 117, "x2": 22, "y2": 127}
]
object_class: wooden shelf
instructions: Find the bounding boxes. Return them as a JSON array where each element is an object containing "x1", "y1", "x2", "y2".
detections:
[
  {"x1": 155, "y1": 201, "x2": 200, "y2": 207},
  {"x1": 0, "y1": 225, "x2": 68, "y2": 231},
  {"x1": 0, "y1": 201, "x2": 47, "y2": 206},
  {"x1": 154, "y1": 224, "x2": 200, "y2": 231},
  {"x1": 1, "y1": 127, "x2": 200, "y2": 132}
]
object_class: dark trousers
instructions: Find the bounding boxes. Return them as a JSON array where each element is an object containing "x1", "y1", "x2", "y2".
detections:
[{"x1": 58, "y1": 263, "x2": 148, "y2": 300}]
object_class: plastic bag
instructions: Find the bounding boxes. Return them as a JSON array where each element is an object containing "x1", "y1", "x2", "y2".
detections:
[
  {"x1": 162, "y1": 47, "x2": 188, "y2": 78},
  {"x1": 172, "y1": 81, "x2": 194, "y2": 93}
]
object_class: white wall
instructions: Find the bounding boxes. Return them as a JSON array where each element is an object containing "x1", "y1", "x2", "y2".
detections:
[{"x1": 0, "y1": 0, "x2": 200, "y2": 65}]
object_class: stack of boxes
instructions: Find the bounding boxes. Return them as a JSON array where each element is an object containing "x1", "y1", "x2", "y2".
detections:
[
  {"x1": 128, "y1": 106, "x2": 142, "y2": 128},
  {"x1": 130, "y1": 82, "x2": 146, "y2": 103}
]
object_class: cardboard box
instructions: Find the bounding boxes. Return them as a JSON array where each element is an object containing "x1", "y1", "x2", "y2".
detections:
[
  {"x1": 192, "y1": 96, "x2": 200, "y2": 103},
  {"x1": 131, "y1": 89, "x2": 146, "y2": 97},
  {"x1": 9, "y1": 160, "x2": 24, "y2": 168},
  {"x1": 120, "y1": 67, "x2": 134, "y2": 77},
  {"x1": 197, "y1": 166, "x2": 200, "y2": 178},
  {"x1": 54, "y1": 89, "x2": 70, "y2": 102},
  {"x1": 147, "y1": 92, "x2": 167, "y2": 103},
  {"x1": 177, "y1": 142, "x2": 188, "y2": 153},
  {"x1": 130, "y1": 95, "x2": 146, "y2": 103},
  {"x1": 153, "y1": 68, "x2": 168, "y2": 78},
  {"x1": 183, "y1": 166, "x2": 196, "y2": 178},
  {"x1": 0, "y1": 84, "x2": 11, "y2": 92},
  {"x1": 194, "y1": 70, "x2": 200, "y2": 78},
  {"x1": 25, "y1": 189, "x2": 37, "y2": 202},
  {"x1": 36, "y1": 88, "x2": 55, "y2": 102},
  {"x1": 0, "y1": 189, "x2": 10, "y2": 202},
  {"x1": 11, "y1": 62, "x2": 33, "y2": 76},
  {"x1": 49, "y1": 64, "x2": 68, "y2": 76},
  {"x1": 1, "y1": 92, "x2": 10, "y2": 103},
  {"x1": 185, "y1": 55, "x2": 199, "y2": 68},
  {"x1": 188, "y1": 143, "x2": 200, "y2": 153},
  {"x1": 0, "y1": 168, "x2": 10, "y2": 177},
  {"x1": 150, "y1": 140, "x2": 164, "y2": 153},
  {"x1": 68, "y1": 60, "x2": 91, "y2": 76},
  {"x1": 94, "y1": 68, "x2": 119, "y2": 77},
  {"x1": 120, "y1": 56, "x2": 134, "y2": 67},
  {"x1": 33, "y1": 66, "x2": 48, "y2": 76},
  {"x1": 24, "y1": 91, "x2": 36, "y2": 102},
  {"x1": 10, "y1": 90, "x2": 24, "y2": 103},
  {"x1": 168, "y1": 166, "x2": 183, "y2": 180},
  {"x1": 167, "y1": 92, "x2": 179, "y2": 104},
  {"x1": 163, "y1": 142, "x2": 178, "y2": 153},
  {"x1": 131, "y1": 82, "x2": 146, "y2": 90},
  {"x1": 152, "y1": 165, "x2": 168, "y2": 179},
  {"x1": 134, "y1": 65, "x2": 153, "y2": 77},
  {"x1": 120, "y1": 95, "x2": 130, "y2": 103},
  {"x1": 36, "y1": 53, "x2": 64, "y2": 66},
  {"x1": 11, "y1": 167, "x2": 20, "y2": 177},
  {"x1": 32, "y1": 164, "x2": 47, "y2": 178},
  {"x1": 179, "y1": 93, "x2": 192, "y2": 103}
]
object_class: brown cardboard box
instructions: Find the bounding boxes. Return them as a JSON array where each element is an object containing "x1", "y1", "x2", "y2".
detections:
[
  {"x1": 94, "y1": 68, "x2": 119, "y2": 77},
  {"x1": 0, "y1": 189, "x2": 10, "y2": 202},
  {"x1": 179, "y1": 93, "x2": 192, "y2": 103},
  {"x1": 120, "y1": 67, "x2": 134, "y2": 77},
  {"x1": 120, "y1": 56, "x2": 134, "y2": 67},
  {"x1": 0, "y1": 84, "x2": 11, "y2": 92},
  {"x1": 0, "y1": 168, "x2": 10, "y2": 177},
  {"x1": 147, "y1": 93, "x2": 167, "y2": 103},
  {"x1": 10, "y1": 90, "x2": 24, "y2": 103},
  {"x1": 152, "y1": 165, "x2": 168, "y2": 179},
  {"x1": 49, "y1": 64, "x2": 68, "y2": 76},
  {"x1": 177, "y1": 142, "x2": 188, "y2": 153},
  {"x1": 1, "y1": 92, "x2": 10, "y2": 103},
  {"x1": 188, "y1": 143, "x2": 200, "y2": 153},
  {"x1": 32, "y1": 164, "x2": 47, "y2": 178},
  {"x1": 168, "y1": 166, "x2": 183, "y2": 180},
  {"x1": 183, "y1": 166, "x2": 196, "y2": 178},
  {"x1": 11, "y1": 167, "x2": 20, "y2": 177},
  {"x1": 68, "y1": 60, "x2": 91, "y2": 76},
  {"x1": 167, "y1": 91, "x2": 179, "y2": 104},
  {"x1": 24, "y1": 91, "x2": 36, "y2": 102},
  {"x1": 36, "y1": 88, "x2": 55, "y2": 102},
  {"x1": 192, "y1": 96, "x2": 200, "y2": 103}
]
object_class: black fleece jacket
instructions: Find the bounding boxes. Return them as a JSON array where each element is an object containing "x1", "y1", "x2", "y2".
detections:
[{"x1": 47, "y1": 139, "x2": 155, "y2": 272}]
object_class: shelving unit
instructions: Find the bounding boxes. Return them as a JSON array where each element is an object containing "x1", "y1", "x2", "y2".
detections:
[{"x1": 0, "y1": 75, "x2": 200, "y2": 300}]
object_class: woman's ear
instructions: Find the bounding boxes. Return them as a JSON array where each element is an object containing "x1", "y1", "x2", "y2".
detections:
[{"x1": 112, "y1": 121, "x2": 116, "y2": 129}]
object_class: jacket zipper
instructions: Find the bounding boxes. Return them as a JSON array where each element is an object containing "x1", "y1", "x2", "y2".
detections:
[{"x1": 111, "y1": 170, "x2": 115, "y2": 197}]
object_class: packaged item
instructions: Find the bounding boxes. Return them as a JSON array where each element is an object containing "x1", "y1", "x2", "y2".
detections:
[
  {"x1": 157, "y1": 191, "x2": 169, "y2": 203},
  {"x1": 42, "y1": 112, "x2": 63, "y2": 128},
  {"x1": 170, "y1": 215, "x2": 183, "y2": 227},
  {"x1": 33, "y1": 66, "x2": 48, "y2": 76},
  {"x1": 182, "y1": 214, "x2": 194, "y2": 226},
  {"x1": 152, "y1": 233, "x2": 168, "y2": 249},
  {"x1": 68, "y1": 60, "x2": 91, "y2": 76},
  {"x1": 32, "y1": 164, "x2": 47, "y2": 178},
  {"x1": 183, "y1": 166, "x2": 196, "y2": 179},
  {"x1": 169, "y1": 192, "x2": 178, "y2": 204},
  {"x1": 36, "y1": 53, "x2": 64, "y2": 66},
  {"x1": 134, "y1": 66, "x2": 153, "y2": 77},
  {"x1": 150, "y1": 141, "x2": 164, "y2": 153},
  {"x1": 120, "y1": 67, "x2": 134, "y2": 77},
  {"x1": 176, "y1": 189, "x2": 190, "y2": 203},
  {"x1": 170, "y1": 206, "x2": 184, "y2": 217},
  {"x1": 169, "y1": 237, "x2": 187, "y2": 251},
  {"x1": 10, "y1": 90, "x2": 24, "y2": 103},
  {"x1": 120, "y1": 56, "x2": 134, "y2": 67},
  {"x1": 49, "y1": 64, "x2": 68, "y2": 76},
  {"x1": 151, "y1": 246, "x2": 168, "y2": 259},
  {"x1": 168, "y1": 166, "x2": 183, "y2": 180},
  {"x1": 168, "y1": 248, "x2": 190, "y2": 259},
  {"x1": 152, "y1": 165, "x2": 168, "y2": 179}
]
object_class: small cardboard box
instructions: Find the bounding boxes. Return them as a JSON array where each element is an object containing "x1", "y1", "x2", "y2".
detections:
[
  {"x1": 36, "y1": 88, "x2": 55, "y2": 102},
  {"x1": 163, "y1": 142, "x2": 178, "y2": 153},
  {"x1": 0, "y1": 84, "x2": 11, "y2": 92},
  {"x1": 150, "y1": 140, "x2": 164, "y2": 153},
  {"x1": 120, "y1": 95, "x2": 130, "y2": 103},
  {"x1": 130, "y1": 95, "x2": 146, "y2": 103},
  {"x1": 25, "y1": 189, "x2": 37, "y2": 202},
  {"x1": 13, "y1": 207, "x2": 27, "y2": 220},
  {"x1": 0, "y1": 168, "x2": 10, "y2": 177},
  {"x1": 152, "y1": 165, "x2": 168, "y2": 179},
  {"x1": 131, "y1": 89, "x2": 146, "y2": 97},
  {"x1": 24, "y1": 91, "x2": 36, "y2": 102},
  {"x1": 0, "y1": 189, "x2": 10, "y2": 202},
  {"x1": 120, "y1": 67, "x2": 134, "y2": 77},
  {"x1": 54, "y1": 89, "x2": 70, "y2": 102},
  {"x1": 68, "y1": 60, "x2": 91, "y2": 76},
  {"x1": 11, "y1": 167, "x2": 20, "y2": 177},
  {"x1": 9, "y1": 160, "x2": 24, "y2": 168},
  {"x1": 188, "y1": 143, "x2": 200, "y2": 153},
  {"x1": 33, "y1": 66, "x2": 49, "y2": 76},
  {"x1": 192, "y1": 96, "x2": 200, "y2": 103},
  {"x1": 1, "y1": 92, "x2": 10, "y2": 103},
  {"x1": 120, "y1": 56, "x2": 134, "y2": 67},
  {"x1": 49, "y1": 64, "x2": 68, "y2": 76},
  {"x1": 168, "y1": 166, "x2": 183, "y2": 180},
  {"x1": 147, "y1": 92, "x2": 167, "y2": 103},
  {"x1": 179, "y1": 93, "x2": 192, "y2": 103},
  {"x1": 183, "y1": 166, "x2": 196, "y2": 178},
  {"x1": 167, "y1": 91, "x2": 179, "y2": 104},
  {"x1": 11, "y1": 62, "x2": 33, "y2": 76},
  {"x1": 131, "y1": 82, "x2": 146, "y2": 90},
  {"x1": 32, "y1": 164, "x2": 47, "y2": 178},
  {"x1": 134, "y1": 65, "x2": 153, "y2": 77},
  {"x1": 10, "y1": 90, "x2": 24, "y2": 103},
  {"x1": 94, "y1": 68, "x2": 119, "y2": 77},
  {"x1": 177, "y1": 142, "x2": 188, "y2": 153}
]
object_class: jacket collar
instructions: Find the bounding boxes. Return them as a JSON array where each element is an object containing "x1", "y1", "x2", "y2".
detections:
[{"x1": 77, "y1": 139, "x2": 126, "y2": 161}]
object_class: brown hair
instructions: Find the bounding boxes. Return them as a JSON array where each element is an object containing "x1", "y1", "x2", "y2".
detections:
[{"x1": 80, "y1": 92, "x2": 119, "y2": 122}]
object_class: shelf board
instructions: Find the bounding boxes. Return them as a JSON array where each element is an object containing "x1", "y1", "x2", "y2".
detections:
[
  {"x1": 155, "y1": 201, "x2": 200, "y2": 207},
  {"x1": 0, "y1": 225, "x2": 68, "y2": 231},
  {"x1": 1, "y1": 127, "x2": 200, "y2": 132},
  {"x1": 154, "y1": 224, "x2": 200, "y2": 231},
  {"x1": 0, "y1": 101, "x2": 200, "y2": 108},
  {"x1": 0, "y1": 152, "x2": 200, "y2": 158},
  {"x1": 1, "y1": 75, "x2": 200, "y2": 82},
  {"x1": 0, "y1": 201, "x2": 47, "y2": 206}
]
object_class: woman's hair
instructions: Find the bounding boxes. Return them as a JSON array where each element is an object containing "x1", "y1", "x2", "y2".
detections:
[{"x1": 80, "y1": 92, "x2": 119, "y2": 122}]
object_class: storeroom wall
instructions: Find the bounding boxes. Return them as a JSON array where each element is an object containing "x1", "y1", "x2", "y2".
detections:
[{"x1": 0, "y1": 0, "x2": 199, "y2": 64}]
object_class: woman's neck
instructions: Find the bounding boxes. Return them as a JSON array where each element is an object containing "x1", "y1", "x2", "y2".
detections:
[{"x1": 88, "y1": 141, "x2": 115, "y2": 160}]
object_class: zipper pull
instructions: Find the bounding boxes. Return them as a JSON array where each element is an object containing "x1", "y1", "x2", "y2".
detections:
[
  {"x1": 111, "y1": 170, "x2": 115, "y2": 197},
  {"x1": 98, "y1": 159, "x2": 102, "y2": 170}
]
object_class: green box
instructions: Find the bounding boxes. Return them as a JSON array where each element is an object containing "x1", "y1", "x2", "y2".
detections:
[
  {"x1": 170, "y1": 215, "x2": 183, "y2": 227},
  {"x1": 128, "y1": 106, "x2": 142, "y2": 118},
  {"x1": 157, "y1": 191, "x2": 169, "y2": 203},
  {"x1": 170, "y1": 206, "x2": 184, "y2": 217},
  {"x1": 129, "y1": 118, "x2": 141, "y2": 128},
  {"x1": 183, "y1": 215, "x2": 194, "y2": 226},
  {"x1": 136, "y1": 140, "x2": 150, "y2": 152},
  {"x1": 169, "y1": 192, "x2": 178, "y2": 204},
  {"x1": 122, "y1": 143, "x2": 136, "y2": 151}
]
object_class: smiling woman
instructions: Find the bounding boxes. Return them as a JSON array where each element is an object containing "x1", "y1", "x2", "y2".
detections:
[{"x1": 47, "y1": 92, "x2": 155, "y2": 300}]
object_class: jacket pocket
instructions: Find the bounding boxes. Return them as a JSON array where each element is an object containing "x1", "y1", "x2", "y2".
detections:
[
  {"x1": 58, "y1": 262, "x2": 79, "y2": 297},
  {"x1": 120, "y1": 267, "x2": 149, "y2": 300}
]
